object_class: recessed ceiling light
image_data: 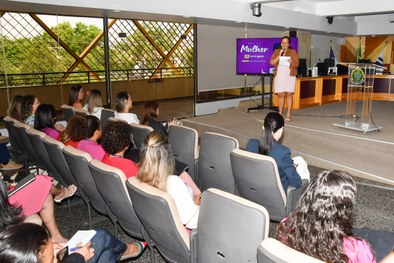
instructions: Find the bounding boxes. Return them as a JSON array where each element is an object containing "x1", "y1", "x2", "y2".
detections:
[{"x1": 113, "y1": 9, "x2": 122, "y2": 13}]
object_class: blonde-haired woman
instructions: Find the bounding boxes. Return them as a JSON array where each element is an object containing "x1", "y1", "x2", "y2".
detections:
[
  {"x1": 137, "y1": 131, "x2": 199, "y2": 229},
  {"x1": 84, "y1": 89, "x2": 104, "y2": 119}
]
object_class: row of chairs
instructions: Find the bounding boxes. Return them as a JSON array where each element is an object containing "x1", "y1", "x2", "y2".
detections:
[
  {"x1": 128, "y1": 180, "x2": 322, "y2": 263},
  {"x1": 167, "y1": 124, "x2": 307, "y2": 222},
  {"x1": 3, "y1": 115, "x2": 319, "y2": 262},
  {"x1": 61, "y1": 104, "x2": 116, "y2": 127}
]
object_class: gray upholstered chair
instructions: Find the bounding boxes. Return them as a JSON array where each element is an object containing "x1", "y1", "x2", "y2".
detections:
[
  {"x1": 126, "y1": 177, "x2": 191, "y2": 263},
  {"x1": 26, "y1": 129, "x2": 63, "y2": 184},
  {"x1": 190, "y1": 188, "x2": 269, "y2": 263},
  {"x1": 129, "y1": 123, "x2": 153, "y2": 149},
  {"x1": 100, "y1": 108, "x2": 116, "y2": 127},
  {"x1": 63, "y1": 146, "x2": 115, "y2": 230},
  {"x1": 3, "y1": 116, "x2": 27, "y2": 167},
  {"x1": 198, "y1": 132, "x2": 239, "y2": 194},
  {"x1": 88, "y1": 160, "x2": 143, "y2": 239},
  {"x1": 74, "y1": 108, "x2": 90, "y2": 116},
  {"x1": 42, "y1": 136, "x2": 80, "y2": 189},
  {"x1": 13, "y1": 122, "x2": 44, "y2": 172},
  {"x1": 257, "y1": 238, "x2": 324, "y2": 263},
  {"x1": 230, "y1": 148, "x2": 308, "y2": 221},
  {"x1": 168, "y1": 124, "x2": 199, "y2": 182},
  {"x1": 61, "y1": 104, "x2": 75, "y2": 122}
]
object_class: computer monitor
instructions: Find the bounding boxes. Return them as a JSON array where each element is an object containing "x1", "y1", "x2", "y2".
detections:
[
  {"x1": 298, "y1": 59, "x2": 307, "y2": 77},
  {"x1": 317, "y1": 62, "x2": 328, "y2": 76}
]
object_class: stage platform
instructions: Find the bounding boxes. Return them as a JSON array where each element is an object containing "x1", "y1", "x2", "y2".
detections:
[{"x1": 182, "y1": 100, "x2": 394, "y2": 186}]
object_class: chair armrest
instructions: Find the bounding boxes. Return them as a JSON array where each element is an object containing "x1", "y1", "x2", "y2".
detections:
[
  {"x1": 286, "y1": 179, "x2": 308, "y2": 214},
  {"x1": 190, "y1": 229, "x2": 198, "y2": 263}
]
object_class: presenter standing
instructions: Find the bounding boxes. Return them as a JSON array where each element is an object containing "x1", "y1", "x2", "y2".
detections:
[{"x1": 270, "y1": 36, "x2": 299, "y2": 122}]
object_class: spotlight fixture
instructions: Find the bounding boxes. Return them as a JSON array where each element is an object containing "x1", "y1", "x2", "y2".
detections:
[
  {"x1": 326, "y1": 16, "x2": 334, "y2": 25},
  {"x1": 251, "y1": 3, "x2": 262, "y2": 17}
]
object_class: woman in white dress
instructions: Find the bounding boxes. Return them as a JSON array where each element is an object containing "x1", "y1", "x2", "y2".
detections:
[
  {"x1": 114, "y1": 91, "x2": 140, "y2": 124},
  {"x1": 270, "y1": 36, "x2": 299, "y2": 122}
]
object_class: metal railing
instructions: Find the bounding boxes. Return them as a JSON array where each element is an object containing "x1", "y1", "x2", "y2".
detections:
[{"x1": 0, "y1": 67, "x2": 194, "y2": 88}]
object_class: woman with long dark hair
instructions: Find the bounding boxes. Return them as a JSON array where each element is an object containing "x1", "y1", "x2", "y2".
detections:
[
  {"x1": 141, "y1": 100, "x2": 176, "y2": 135},
  {"x1": 276, "y1": 170, "x2": 376, "y2": 262},
  {"x1": 20, "y1": 95, "x2": 40, "y2": 126},
  {"x1": 246, "y1": 111, "x2": 301, "y2": 192},
  {"x1": 68, "y1": 85, "x2": 85, "y2": 110},
  {"x1": 34, "y1": 104, "x2": 65, "y2": 139}
]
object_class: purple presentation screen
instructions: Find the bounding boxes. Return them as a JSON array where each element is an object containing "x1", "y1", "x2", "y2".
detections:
[{"x1": 236, "y1": 38, "x2": 298, "y2": 75}]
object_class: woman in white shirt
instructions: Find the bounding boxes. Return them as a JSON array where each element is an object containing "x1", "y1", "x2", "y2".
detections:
[
  {"x1": 114, "y1": 91, "x2": 140, "y2": 124},
  {"x1": 136, "y1": 131, "x2": 200, "y2": 229},
  {"x1": 84, "y1": 89, "x2": 104, "y2": 119}
]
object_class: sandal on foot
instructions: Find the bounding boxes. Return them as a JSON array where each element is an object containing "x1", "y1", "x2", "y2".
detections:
[
  {"x1": 121, "y1": 241, "x2": 147, "y2": 260},
  {"x1": 54, "y1": 185, "x2": 77, "y2": 203}
]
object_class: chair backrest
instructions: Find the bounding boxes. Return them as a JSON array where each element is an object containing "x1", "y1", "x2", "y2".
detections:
[
  {"x1": 168, "y1": 124, "x2": 199, "y2": 182},
  {"x1": 129, "y1": 123, "x2": 154, "y2": 149},
  {"x1": 42, "y1": 136, "x2": 79, "y2": 188},
  {"x1": 74, "y1": 109, "x2": 90, "y2": 116},
  {"x1": 62, "y1": 146, "x2": 108, "y2": 216},
  {"x1": 61, "y1": 104, "x2": 75, "y2": 122},
  {"x1": 26, "y1": 129, "x2": 63, "y2": 184},
  {"x1": 198, "y1": 132, "x2": 239, "y2": 194},
  {"x1": 13, "y1": 122, "x2": 45, "y2": 169},
  {"x1": 127, "y1": 177, "x2": 190, "y2": 263},
  {"x1": 230, "y1": 148, "x2": 287, "y2": 221},
  {"x1": 89, "y1": 160, "x2": 142, "y2": 239},
  {"x1": 100, "y1": 108, "x2": 116, "y2": 127},
  {"x1": 3, "y1": 116, "x2": 24, "y2": 154},
  {"x1": 257, "y1": 238, "x2": 324, "y2": 263},
  {"x1": 192, "y1": 188, "x2": 269, "y2": 263}
]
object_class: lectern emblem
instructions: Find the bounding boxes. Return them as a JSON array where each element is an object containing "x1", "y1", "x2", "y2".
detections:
[{"x1": 350, "y1": 67, "x2": 365, "y2": 85}]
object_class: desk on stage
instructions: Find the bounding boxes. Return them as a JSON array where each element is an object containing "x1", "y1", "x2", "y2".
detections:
[{"x1": 273, "y1": 75, "x2": 394, "y2": 110}]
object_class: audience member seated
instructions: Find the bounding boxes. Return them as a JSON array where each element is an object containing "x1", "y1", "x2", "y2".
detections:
[
  {"x1": 7, "y1": 95, "x2": 23, "y2": 120},
  {"x1": 58, "y1": 115, "x2": 88, "y2": 148},
  {"x1": 20, "y1": 95, "x2": 40, "y2": 126},
  {"x1": 77, "y1": 116, "x2": 105, "y2": 161},
  {"x1": 137, "y1": 131, "x2": 200, "y2": 229},
  {"x1": 246, "y1": 112, "x2": 302, "y2": 192},
  {"x1": 84, "y1": 89, "x2": 104, "y2": 119},
  {"x1": 0, "y1": 223, "x2": 91, "y2": 263},
  {"x1": 141, "y1": 100, "x2": 177, "y2": 136},
  {"x1": 101, "y1": 121, "x2": 139, "y2": 179},
  {"x1": 0, "y1": 177, "x2": 76, "y2": 243},
  {"x1": 0, "y1": 223, "x2": 145, "y2": 263},
  {"x1": 0, "y1": 135, "x2": 23, "y2": 170},
  {"x1": 68, "y1": 84, "x2": 85, "y2": 110},
  {"x1": 276, "y1": 170, "x2": 376, "y2": 263},
  {"x1": 114, "y1": 91, "x2": 139, "y2": 124},
  {"x1": 34, "y1": 104, "x2": 65, "y2": 139}
]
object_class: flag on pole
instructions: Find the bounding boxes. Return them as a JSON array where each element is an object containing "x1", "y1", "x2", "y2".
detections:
[
  {"x1": 355, "y1": 39, "x2": 362, "y2": 63},
  {"x1": 375, "y1": 50, "x2": 384, "y2": 66},
  {"x1": 329, "y1": 45, "x2": 339, "y2": 65}
]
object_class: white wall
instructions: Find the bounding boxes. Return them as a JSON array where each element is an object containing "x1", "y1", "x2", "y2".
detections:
[
  {"x1": 197, "y1": 24, "x2": 281, "y2": 92},
  {"x1": 310, "y1": 34, "x2": 341, "y2": 66}
]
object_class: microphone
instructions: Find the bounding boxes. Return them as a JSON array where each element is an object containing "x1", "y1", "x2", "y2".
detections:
[{"x1": 280, "y1": 49, "x2": 285, "y2": 56}]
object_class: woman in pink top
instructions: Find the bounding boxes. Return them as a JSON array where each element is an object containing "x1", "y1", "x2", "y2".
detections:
[
  {"x1": 78, "y1": 115, "x2": 106, "y2": 161},
  {"x1": 34, "y1": 104, "x2": 65, "y2": 139},
  {"x1": 276, "y1": 170, "x2": 376, "y2": 263}
]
